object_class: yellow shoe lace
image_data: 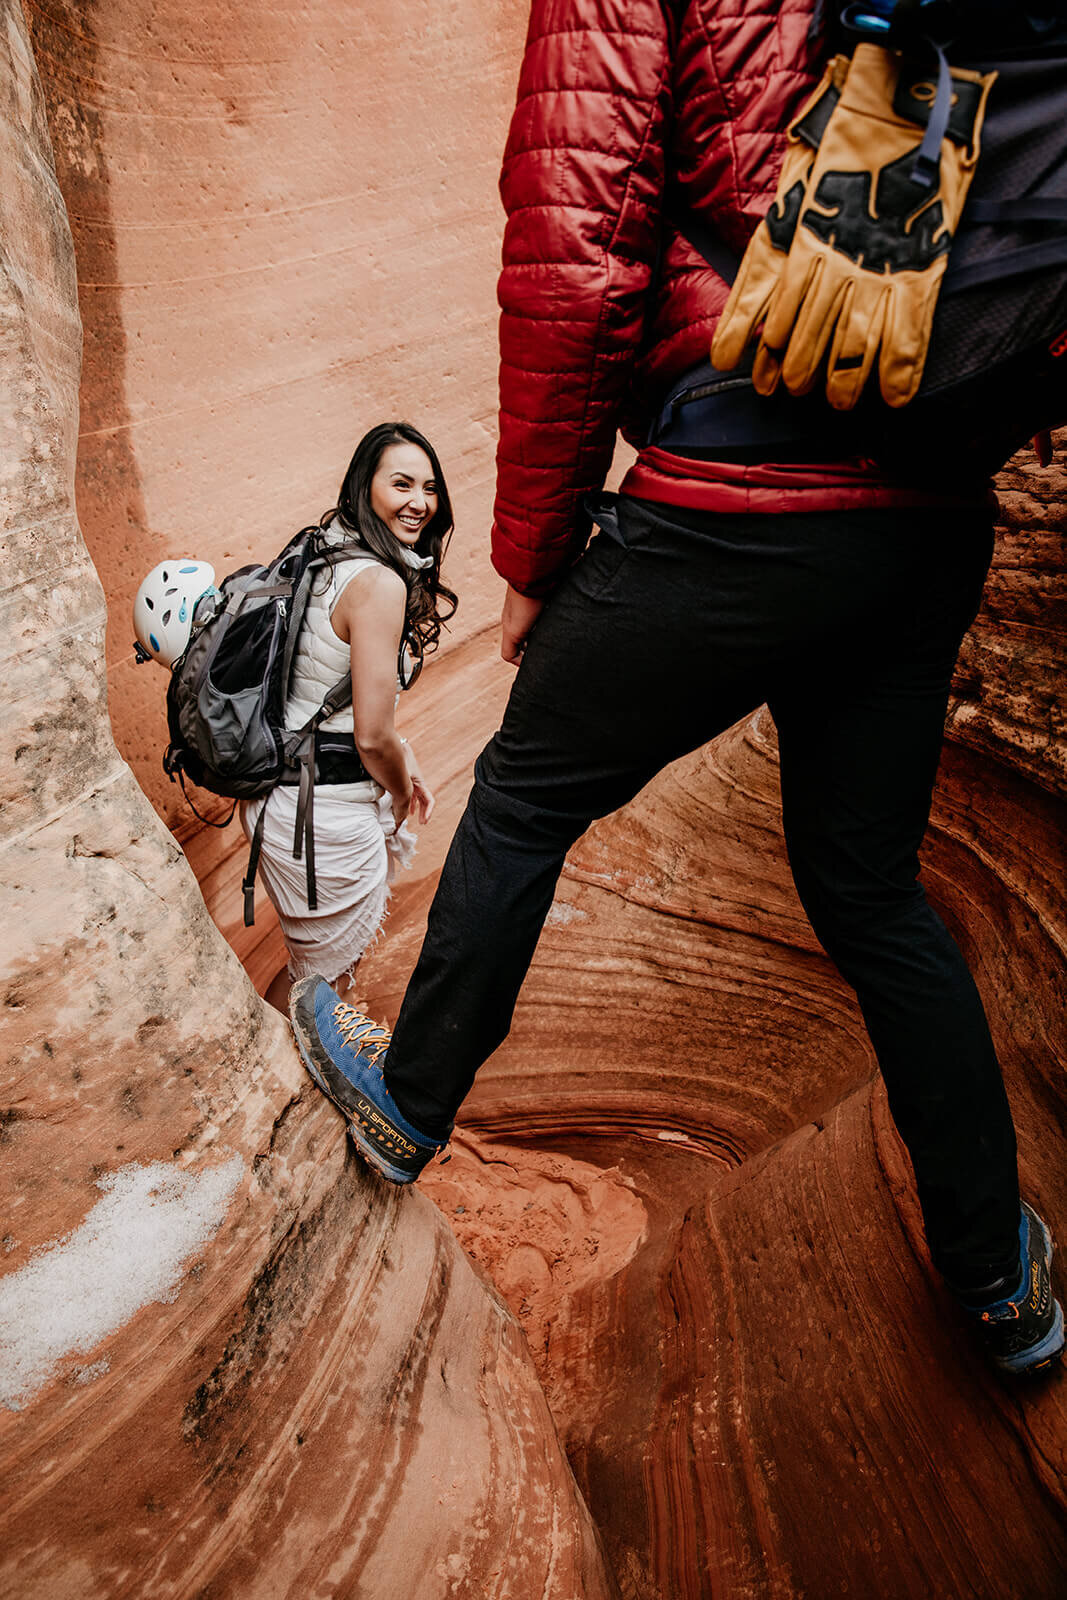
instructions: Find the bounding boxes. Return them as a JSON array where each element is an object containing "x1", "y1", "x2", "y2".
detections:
[{"x1": 332, "y1": 1003, "x2": 392, "y2": 1068}]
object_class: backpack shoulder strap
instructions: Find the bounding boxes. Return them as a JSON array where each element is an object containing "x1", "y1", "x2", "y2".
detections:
[{"x1": 280, "y1": 560, "x2": 317, "y2": 694}]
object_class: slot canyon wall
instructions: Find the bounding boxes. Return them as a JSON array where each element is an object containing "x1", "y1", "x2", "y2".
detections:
[
  {"x1": 3, "y1": 3, "x2": 1066, "y2": 1599},
  {"x1": 0, "y1": 2, "x2": 616, "y2": 1596}
]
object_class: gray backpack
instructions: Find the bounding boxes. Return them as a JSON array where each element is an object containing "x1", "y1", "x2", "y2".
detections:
[{"x1": 163, "y1": 526, "x2": 361, "y2": 925}]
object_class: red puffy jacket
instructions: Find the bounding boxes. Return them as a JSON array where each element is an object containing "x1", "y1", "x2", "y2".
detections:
[
  {"x1": 493, "y1": 0, "x2": 827, "y2": 595},
  {"x1": 495, "y1": 0, "x2": 971, "y2": 596}
]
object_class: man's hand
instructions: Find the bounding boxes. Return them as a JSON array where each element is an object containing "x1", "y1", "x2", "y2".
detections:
[{"x1": 501, "y1": 585, "x2": 545, "y2": 666}]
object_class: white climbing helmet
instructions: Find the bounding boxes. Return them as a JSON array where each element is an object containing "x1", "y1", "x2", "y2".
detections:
[{"x1": 133, "y1": 559, "x2": 216, "y2": 667}]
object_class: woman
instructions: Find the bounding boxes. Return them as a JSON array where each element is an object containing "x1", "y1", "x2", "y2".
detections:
[{"x1": 243, "y1": 421, "x2": 457, "y2": 1012}]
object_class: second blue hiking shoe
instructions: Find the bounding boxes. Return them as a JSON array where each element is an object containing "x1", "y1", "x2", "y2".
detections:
[
  {"x1": 958, "y1": 1202, "x2": 1065, "y2": 1375},
  {"x1": 289, "y1": 975, "x2": 449, "y2": 1185}
]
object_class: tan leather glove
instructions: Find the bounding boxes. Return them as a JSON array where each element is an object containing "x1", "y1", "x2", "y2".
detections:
[
  {"x1": 752, "y1": 43, "x2": 997, "y2": 410},
  {"x1": 710, "y1": 56, "x2": 850, "y2": 374}
]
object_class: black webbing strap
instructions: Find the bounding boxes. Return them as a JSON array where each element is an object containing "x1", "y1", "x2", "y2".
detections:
[
  {"x1": 284, "y1": 670, "x2": 355, "y2": 915},
  {"x1": 944, "y1": 197, "x2": 1067, "y2": 288},
  {"x1": 240, "y1": 668, "x2": 355, "y2": 926},
  {"x1": 242, "y1": 801, "x2": 267, "y2": 927},
  {"x1": 280, "y1": 558, "x2": 319, "y2": 692},
  {"x1": 173, "y1": 765, "x2": 237, "y2": 829},
  {"x1": 224, "y1": 581, "x2": 292, "y2": 617},
  {"x1": 966, "y1": 198, "x2": 1067, "y2": 226},
  {"x1": 292, "y1": 741, "x2": 319, "y2": 910},
  {"x1": 945, "y1": 237, "x2": 1067, "y2": 291}
]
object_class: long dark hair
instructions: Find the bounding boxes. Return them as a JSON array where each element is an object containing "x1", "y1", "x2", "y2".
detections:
[{"x1": 319, "y1": 421, "x2": 458, "y2": 655}]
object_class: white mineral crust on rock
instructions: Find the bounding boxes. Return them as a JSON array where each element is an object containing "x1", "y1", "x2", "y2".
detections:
[{"x1": 0, "y1": 1155, "x2": 244, "y2": 1409}]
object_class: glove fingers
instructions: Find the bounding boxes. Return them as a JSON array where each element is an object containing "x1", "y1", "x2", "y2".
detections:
[
  {"x1": 878, "y1": 276, "x2": 943, "y2": 407},
  {"x1": 778, "y1": 262, "x2": 852, "y2": 397},
  {"x1": 752, "y1": 253, "x2": 823, "y2": 397},
  {"x1": 710, "y1": 235, "x2": 780, "y2": 372},
  {"x1": 751, "y1": 338, "x2": 783, "y2": 396},
  {"x1": 825, "y1": 283, "x2": 889, "y2": 411},
  {"x1": 751, "y1": 254, "x2": 822, "y2": 396}
]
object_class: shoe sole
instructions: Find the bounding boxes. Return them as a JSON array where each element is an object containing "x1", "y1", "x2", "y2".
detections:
[{"x1": 288, "y1": 979, "x2": 418, "y2": 1187}]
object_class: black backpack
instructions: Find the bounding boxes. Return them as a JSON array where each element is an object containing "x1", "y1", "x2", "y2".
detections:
[
  {"x1": 855, "y1": 31, "x2": 1067, "y2": 479},
  {"x1": 654, "y1": 14, "x2": 1067, "y2": 480},
  {"x1": 162, "y1": 525, "x2": 362, "y2": 926}
]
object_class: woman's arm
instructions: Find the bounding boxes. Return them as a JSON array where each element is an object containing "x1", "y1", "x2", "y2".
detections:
[{"x1": 330, "y1": 564, "x2": 413, "y2": 825}]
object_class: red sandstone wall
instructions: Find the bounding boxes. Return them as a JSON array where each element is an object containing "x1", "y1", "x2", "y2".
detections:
[
  {"x1": 10, "y1": 1, "x2": 1067, "y2": 1595},
  {"x1": 0, "y1": 6, "x2": 618, "y2": 1595},
  {"x1": 25, "y1": 0, "x2": 529, "y2": 987}
]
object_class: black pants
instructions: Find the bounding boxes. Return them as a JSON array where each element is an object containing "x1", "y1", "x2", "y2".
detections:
[{"x1": 385, "y1": 495, "x2": 1021, "y2": 1287}]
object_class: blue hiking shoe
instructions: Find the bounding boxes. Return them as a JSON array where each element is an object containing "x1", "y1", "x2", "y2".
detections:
[
  {"x1": 959, "y1": 1203, "x2": 1065, "y2": 1375},
  {"x1": 289, "y1": 975, "x2": 450, "y2": 1185}
]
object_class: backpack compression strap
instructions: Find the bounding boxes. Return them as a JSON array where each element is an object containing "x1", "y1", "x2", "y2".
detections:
[{"x1": 943, "y1": 198, "x2": 1067, "y2": 290}]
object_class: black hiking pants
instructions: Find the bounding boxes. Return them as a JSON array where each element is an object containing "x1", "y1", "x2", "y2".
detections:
[{"x1": 385, "y1": 494, "x2": 1022, "y2": 1288}]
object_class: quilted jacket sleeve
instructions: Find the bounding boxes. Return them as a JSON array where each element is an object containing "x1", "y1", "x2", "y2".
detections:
[{"x1": 492, "y1": 0, "x2": 673, "y2": 596}]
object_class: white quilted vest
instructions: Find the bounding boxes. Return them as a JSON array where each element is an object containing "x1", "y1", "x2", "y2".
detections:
[{"x1": 284, "y1": 527, "x2": 380, "y2": 735}]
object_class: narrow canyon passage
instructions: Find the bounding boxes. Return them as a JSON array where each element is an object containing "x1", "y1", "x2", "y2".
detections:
[{"x1": 3, "y1": 1, "x2": 1066, "y2": 1596}]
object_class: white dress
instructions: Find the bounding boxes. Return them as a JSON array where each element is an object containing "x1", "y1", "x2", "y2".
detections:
[{"x1": 240, "y1": 528, "x2": 418, "y2": 985}]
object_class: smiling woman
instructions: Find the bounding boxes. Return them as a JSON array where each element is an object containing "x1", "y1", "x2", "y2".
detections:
[
  {"x1": 240, "y1": 422, "x2": 458, "y2": 1012},
  {"x1": 371, "y1": 443, "x2": 439, "y2": 545}
]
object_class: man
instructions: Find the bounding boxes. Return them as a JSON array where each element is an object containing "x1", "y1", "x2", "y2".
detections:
[{"x1": 290, "y1": 0, "x2": 1063, "y2": 1375}]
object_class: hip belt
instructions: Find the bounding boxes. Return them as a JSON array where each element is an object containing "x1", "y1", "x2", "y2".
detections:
[
  {"x1": 649, "y1": 359, "x2": 866, "y2": 463},
  {"x1": 277, "y1": 732, "x2": 370, "y2": 787}
]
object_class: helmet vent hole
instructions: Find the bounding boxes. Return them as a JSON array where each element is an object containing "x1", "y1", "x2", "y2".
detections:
[
  {"x1": 144, "y1": 597, "x2": 154, "y2": 611},
  {"x1": 161, "y1": 609, "x2": 172, "y2": 626}
]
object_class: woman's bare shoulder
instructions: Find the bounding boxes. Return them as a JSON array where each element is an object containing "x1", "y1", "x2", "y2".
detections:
[
  {"x1": 336, "y1": 558, "x2": 406, "y2": 609},
  {"x1": 331, "y1": 557, "x2": 406, "y2": 645}
]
